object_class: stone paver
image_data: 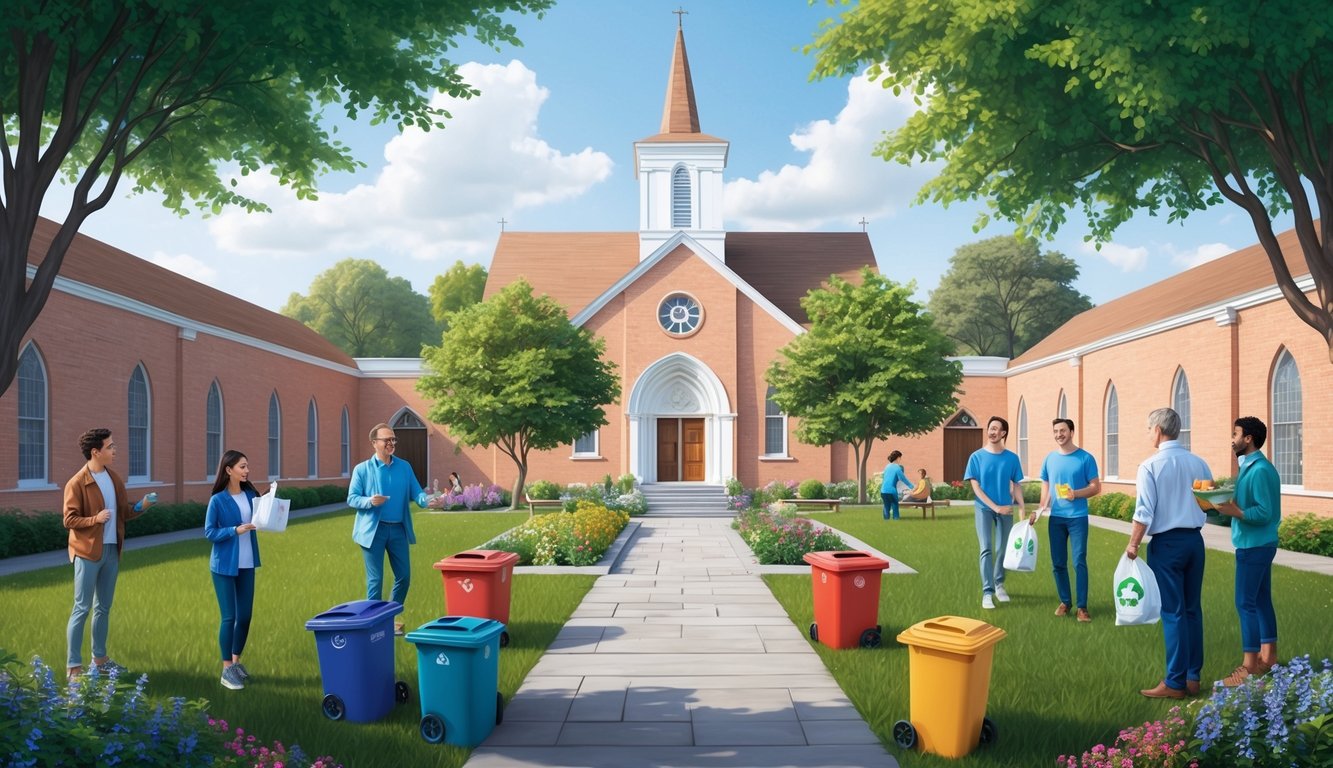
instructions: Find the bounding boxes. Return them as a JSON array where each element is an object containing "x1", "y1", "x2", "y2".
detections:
[{"x1": 465, "y1": 518, "x2": 899, "y2": 768}]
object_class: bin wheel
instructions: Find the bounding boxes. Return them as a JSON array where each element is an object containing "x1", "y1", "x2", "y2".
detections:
[
  {"x1": 980, "y1": 717, "x2": 998, "y2": 746},
  {"x1": 808, "y1": 623, "x2": 818, "y2": 641},
  {"x1": 420, "y1": 713, "x2": 446, "y2": 744},
  {"x1": 859, "y1": 628, "x2": 882, "y2": 649},
  {"x1": 496, "y1": 692, "x2": 505, "y2": 725},
  {"x1": 395, "y1": 680, "x2": 411, "y2": 704},
  {"x1": 321, "y1": 694, "x2": 345, "y2": 722},
  {"x1": 499, "y1": 630, "x2": 510, "y2": 648},
  {"x1": 892, "y1": 720, "x2": 917, "y2": 750}
]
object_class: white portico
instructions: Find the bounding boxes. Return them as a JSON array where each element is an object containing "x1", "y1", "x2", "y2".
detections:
[{"x1": 626, "y1": 352, "x2": 735, "y2": 484}]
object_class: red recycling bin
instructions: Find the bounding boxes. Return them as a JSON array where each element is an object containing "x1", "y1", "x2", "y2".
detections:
[
  {"x1": 803, "y1": 550, "x2": 890, "y2": 649},
  {"x1": 434, "y1": 550, "x2": 520, "y2": 646}
]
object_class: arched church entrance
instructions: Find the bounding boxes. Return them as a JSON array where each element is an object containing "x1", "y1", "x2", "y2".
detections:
[
  {"x1": 627, "y1": 353, "x2": 735, "y2": 484},
  {"x1": 943, "y1": 410, "x2": 982, "y2": 482},
  {"x1": 391, "y1": 408, "x2": 430, "y2": 488}
]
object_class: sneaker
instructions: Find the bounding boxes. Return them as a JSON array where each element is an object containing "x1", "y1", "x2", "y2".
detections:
[
  {"x1": 1076, "y1": 608, "x2": 1092, "y2": 623},
  {"x1": 981, "y1": 594, "x2": 996, "y2": 610},
  {"x1": 994, "y1": 585, "x2": 1011, "y2": 602},
  {"x1": 220, "y1": 665, "x2": 245, "y2": 690},
  {"x1": 1054, "y1": 603, "x2": 1070, "y2": 617},
  {"x1": 231, "y1": 662, "x2": 250, "y2": 681}
]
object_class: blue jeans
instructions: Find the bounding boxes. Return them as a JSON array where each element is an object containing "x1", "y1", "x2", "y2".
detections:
[
  {"x1": 362, "y1": 522, "x2": 411, "y2": 605},
  {"x1": 212, "y1": 569, "x2": 256, "y2": 661},
  {"x1": 974, "y1": 508, "x2": 1014, "y2": 595},
  {"x1": 1049, "y1": 516, "x2": 1089, "y2": 609},
  {"x1": 67, "y1": 544, "x2": 120, "y2": 668},
  {"x1": 881, "y1": 492, "x2": 899, "y2": 520},
  {"x1": 1148, "y1": 528, "x2": 1205, "y2": 690},
  {"x1": 1234, "y1": 546, "x2": 1277, "y2": 652}
]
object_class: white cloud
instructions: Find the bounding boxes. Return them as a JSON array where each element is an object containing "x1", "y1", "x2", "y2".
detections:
[
  {"x1": 1081, "y1": 241, "x2": 1148, "y2": 272},
  {"x1": 148, "y1": 251, "x2": 217, "y2": 283},
  {"x1": 723, "y1": 74, "x2": 938, "y2": 230},
  {"x1": 209, "y1": 61, "x2": 613, "y2": 262},
  {"x1": 1168, "y1": 242, "x2": 1233, "y2": 269}
]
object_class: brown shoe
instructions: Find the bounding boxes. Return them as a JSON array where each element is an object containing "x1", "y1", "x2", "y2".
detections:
[
  {"x1": 1186, "y1": 680, "x2": 1201, "y2": 696},
  {"x1": 1140, "y1": 682, "x2": 1187, "y2": 699},
  {"x1": 1222, "y1": 665, "x2": 1252, "y2": 687},
  {"x1": 1076, "y1": 608, "x2": 1092, "y2": 623},
  {"x1": 1055, "y1": 603, "x2": 1070, "y2": 617}
]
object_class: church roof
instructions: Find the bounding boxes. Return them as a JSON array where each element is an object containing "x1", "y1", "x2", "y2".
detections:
[
  {"x1": 1011, "y1": 226, "x2": 1313, "y2": 366},
  {"x1": 27, "y1": 217, "x2": 357, "y2": 368},
  {"x1": 485, "y1": 231, "x2": 875, "y2": 326},
  {"x1": 637, "y1": 25, "x2": 726, "y2": 144}
]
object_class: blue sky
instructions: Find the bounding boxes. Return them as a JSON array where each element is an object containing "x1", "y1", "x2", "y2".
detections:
[{"x1": 46, "y1": 0, "x2": 1291, "y2": 314}]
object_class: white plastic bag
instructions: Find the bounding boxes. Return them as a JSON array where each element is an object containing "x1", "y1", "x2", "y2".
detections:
[
  {"x1": 251, "y1": 481, "x2": 291, "y2": 532},
  {"x1": 1113, "y1": 553, "x2": 1161, "y2": 626},
  {"x1": 1003, "y1": 516, "x2": 1039, "y2": 572}
]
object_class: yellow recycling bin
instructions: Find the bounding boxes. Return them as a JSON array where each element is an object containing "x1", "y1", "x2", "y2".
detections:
[{"x1": 893, "y1": 616, "x2": 1006, "y2": 758}]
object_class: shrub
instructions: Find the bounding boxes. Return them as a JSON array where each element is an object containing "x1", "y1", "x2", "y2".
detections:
[
  {"x1": 826, "y1": 479, "x2": 858, "y2": 502},
  {"x1": 486, "y1": 503, "x2": 629, "y2": 566},
  {"x1": 125, "y1": 502, "x2": 207, "y2": 537},
  {"x1": 0, "y1": 510, "x2": 67, "y2": 559},
  {"x1": 1278, "y1": 513, "x2": 1333, "y2": 557},
  {"x1": 1057, "y1": 705, "x2": 1196, "y2": 767},
  {"x1": 1022, "y1": 481, "x2": 1042, "y2": 504},
  {"x1": 317, "y1": 484, "x2": 349, "y2": 504},
  {"x1": 724, "y1": 476, "x2": 745, "y2": 497},
  {"x1": 615, "y1": 473, "x2": 637, "y2": 495},
  {"x1": 731, "y1": 508, "x2": 847, "y2": 565},
  {"x1": 1089, "y1": 492, "x2": 1136, "y2": 522},
  {"x1": 932, "y1": 481, "x2": 975, "y2": 501},
  {"x1": 525, "y1": 479, "x2": 561, "y2": 500},
  {"x1": 764, "y1": 479, "x2": 797, "y2": 500},
  {"x1": 797, "y1": 479, "x2": 827, "y2": 500},
  {"x1": 1192, "y1": 655, "x2": 1333, "y2": 766}
]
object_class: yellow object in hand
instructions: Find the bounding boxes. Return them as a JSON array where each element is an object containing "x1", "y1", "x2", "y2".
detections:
[{"x1": 1057, "y1": 483, "x2": 1073, "y2": 500}]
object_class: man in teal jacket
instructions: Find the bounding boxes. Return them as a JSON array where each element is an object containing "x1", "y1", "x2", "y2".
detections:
[{"x1": 1213, "y1": 416, "x2": 1281, "y2": 687}]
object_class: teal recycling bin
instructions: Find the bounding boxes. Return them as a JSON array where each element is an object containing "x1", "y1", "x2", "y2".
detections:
[
  {"x1": 304, "y1": 600, "x2": 410, "y2": 723},
  {"x1": 406, "y1": 616, "x2": 506, "y2": 746}
]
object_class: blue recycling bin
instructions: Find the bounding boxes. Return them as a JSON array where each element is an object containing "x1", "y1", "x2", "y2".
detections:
[
  {"x1": 304, "y1": 600, "x2": 410, "y2": 723},
  {"x1": 406, "y1": 616, "x2": 506, "y2": 746}
]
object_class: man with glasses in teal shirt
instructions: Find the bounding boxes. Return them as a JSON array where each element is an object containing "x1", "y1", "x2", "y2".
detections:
[{"x1": 348, "y1": 422, "x2": 430, "y2": 635}]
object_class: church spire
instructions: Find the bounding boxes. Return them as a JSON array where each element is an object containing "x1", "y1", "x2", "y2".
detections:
[{"x1": 659, "y1": 23, "x2": 701, "y2": 135}]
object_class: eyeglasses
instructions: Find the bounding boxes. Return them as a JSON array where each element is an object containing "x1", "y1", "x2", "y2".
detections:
[{"x1": 374, "y1": 438, "x2": 398, "y2": 444}]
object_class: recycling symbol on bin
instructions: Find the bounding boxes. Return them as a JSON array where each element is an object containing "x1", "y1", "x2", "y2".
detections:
[
  {"x1": 435, "y1": 652, "x2": 450, "y2": 666},
  {"x1": 1117, "y1": 577, "x2": 1145, "y2": 607},
  {"x1": 331, "y1": 634, "x2": 347, "y2": 650},
  {"x1": 853, "y1": 575, "x2": 866, "y2": 589},
  {"x1": 460, "y1": 578, "x2": 475, "y2": 593}
]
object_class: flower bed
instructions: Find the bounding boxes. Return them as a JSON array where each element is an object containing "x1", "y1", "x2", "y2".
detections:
[
  {"x1": 732, "y1": 507, "x2": 847, "y2": 565},
  {"x1": 424, "y1": 482, "x2": 509, "y2": 511},
  {"x1": 1088, "y1": 493, "x2": 1333, "y2": 557},
  {"x1": 523, "y1": 475, "x2": 646, "y2": 515},
  {"x1": 485, "y1": 501, "x2": 629, "y2": 566}
]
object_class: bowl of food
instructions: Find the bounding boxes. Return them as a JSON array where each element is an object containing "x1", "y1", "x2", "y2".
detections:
[{"x1": 1192, "y1": 479, "x2": 1233, "y2": 512}]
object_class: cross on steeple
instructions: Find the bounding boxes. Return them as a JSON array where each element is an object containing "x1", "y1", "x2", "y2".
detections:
[
  {"x1": 498, "y1": 217, "x2": 508, "y2": 232},
  {"x1": 859, "y1": 217, "x2": 869, "y2": 232},
  {"x1": 673, "y1": 7, "x2": 687, "y2": 27}
]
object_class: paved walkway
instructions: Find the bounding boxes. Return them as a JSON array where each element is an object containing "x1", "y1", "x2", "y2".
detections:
[{"x1": 466, "y1": 517, "x2": 898, "y2": 768}]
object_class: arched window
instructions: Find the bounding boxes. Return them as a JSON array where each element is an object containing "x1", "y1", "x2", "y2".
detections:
[
  {"x1": 1017, "y1": 399, "x2": 1029, "y2": 474},
  {"x1": 340, "y1": 406, "x2": 351, "y2": 476},
  {"x1": 267, "y1": 392, "x2": 282, "y2": 479},
  {"x1": 1172, "y1": 369, "x2": 1191, "y2": 450},
  {"x1": 573, "y1": 430, "x2": 599, "y2": 456},
  {"x1": 764, "y1": 386, "x2": 787, "y2": 456},
  {"x1": 17, "y1": 343, "x2": 48, "y2": 485},
  {"x1": 1057, "y1": 390, "x2": 1068, "y2": 420},
  {"x1": 206, "y1": 381, "x2": 224, "y2": 477},
  {"x1": 127, "y1": 364, "x2": 151, "y2": 481},
  {"x1": 306, "y1": 399, "x2": 318, "y2": 478},
  {"x1": 1271, "y1": 350, "x2": 1303, "y2": 484},
  {"x1": 1104, "y1": 384, "x2": 1119, "y2": 477},
  {"x1": 671, "y1": 165, "x2": 692, "y2": 228},
  {"x1": 393, "y1": 410, "x2": 425, "y2": 429}
]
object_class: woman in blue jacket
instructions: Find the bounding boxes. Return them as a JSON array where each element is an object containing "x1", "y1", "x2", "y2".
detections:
[{"x1": 204, "y1": 450, "x2": 264, "y2": 691}]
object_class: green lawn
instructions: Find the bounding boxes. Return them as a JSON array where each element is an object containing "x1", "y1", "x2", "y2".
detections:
[
  {"x1": 767, "y1": 505, "x2": 1333, "y2": 767},
  {"x1": 0, "y1": 509, "x2": 596, "y2": 768}
]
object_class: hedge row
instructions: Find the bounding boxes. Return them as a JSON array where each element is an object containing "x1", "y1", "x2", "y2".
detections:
[{"x1": 0, "y1": 484, "x2": 348, "y2": 560}]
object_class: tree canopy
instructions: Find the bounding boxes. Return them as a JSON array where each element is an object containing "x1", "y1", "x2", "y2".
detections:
[
  {"x1": 766, "y1": 268, "x2": 962, "y2": 503},
  {"x1": 810, "y1": 0, "x2": 1333, "y2": 360},
  {"x1": 0, "y1": 0, "x2": 552, "y2": 394},
  {"x1": 929, "y1": 236, "x2": 1092, "y2": 358},
  {"x1": 282, "y1": 259, "x2": 438, "y2": 358},
  {"x1": 418, "y1": 279, "x2": 620, "y2": 508},
  {"x1": 429, "y1": 261, "x2": 488, "y2": 329}
]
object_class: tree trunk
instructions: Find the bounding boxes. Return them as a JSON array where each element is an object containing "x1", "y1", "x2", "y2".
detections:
[
  {"x1": 509, "y1": 465, "x2": 526, "y2": 512},
  {"x1": 854, "y1": 439, "x2": 874, "y2": 504}
]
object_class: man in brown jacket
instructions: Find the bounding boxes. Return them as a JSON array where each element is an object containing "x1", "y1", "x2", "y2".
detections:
[{"x1": 64, "y1": 428, "x2": 155, "y2": 677}]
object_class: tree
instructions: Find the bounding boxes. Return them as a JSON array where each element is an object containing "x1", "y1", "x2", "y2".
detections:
[
  {"x1": 810, "y1": 0, "x2": 1333, "y2": 361},
  {"x1": 429, "y1": 261, "x2": 488, "y2": 329},
  {"x1": 929, "y1": 236, "x2": 1092, "y2": 358},
  {"x1": 417, "y1": 279, "x2": 620, "y2": 509},
  {"x1": 766, "y1": 268, "x2": 962, "y2": 503},
  {"x1": 0, "y1": 0, "x2": 553, "y2": 395},
  {"x1": 282, "y1": 259, "x2": 437, "y2": 357}
]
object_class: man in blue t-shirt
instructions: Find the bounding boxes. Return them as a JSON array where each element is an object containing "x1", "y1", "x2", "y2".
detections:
[
  {"x1": 1034, "y1": 418, "x2": 1101, "y2": 622},
  {"x1": 964, "y1": 416, "x2": 1026, "y2": 610}
]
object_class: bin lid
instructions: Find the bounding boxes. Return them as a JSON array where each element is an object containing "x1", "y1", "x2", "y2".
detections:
[
  {"x1": 304, "y1": 599, "x2": 403, "y2": 631},
  {"x1": 896, "y1": 615, "x2": 1007, "y2": 654},
  {"x1": 404, "y1": 616, "x2": 506, "y2": 647},
  {"x1": 802, "y1": 550, "x2": 890, "y2": 572},
  {"x1": 434, "y1": 549, "x2": 521, "y2": 572}
]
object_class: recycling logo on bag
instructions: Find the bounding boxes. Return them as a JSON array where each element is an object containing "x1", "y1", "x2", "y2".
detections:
[
  {"x1": 1013, "y1": 537, "x2": 1022, "y2": 550},
  {"x1": 1117, "y1": 577, "x2": 1145, "y2": 607},
  {"x1": 1026, "y1": 538, "x2": 1035, "y2": 555}
]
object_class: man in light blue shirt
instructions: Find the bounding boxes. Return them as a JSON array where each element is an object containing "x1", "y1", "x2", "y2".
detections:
[
  {"x1": 1127, "y1": 407, "x2": 1211, "y2": 699},
  {"x1": 348, "y1": 422, "x2": 430, "y2": 635},
  {"x1": 1036, "y1": 419, "x2": 1101, "y2": 622},
  {"x1": 965, "y1": 416, "x2": 1026, "y2": 610}
]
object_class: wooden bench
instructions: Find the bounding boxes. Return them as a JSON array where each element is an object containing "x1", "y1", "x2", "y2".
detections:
[
  {"x1": 900, "y1": 499, "x2": 939, "y2": 519},
  {"x1": 793, "y1": 499, "x2": 842, "y2": 513},
  {"x1": 524, "y1": 494, "x2": 564, "y2": 517}
]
